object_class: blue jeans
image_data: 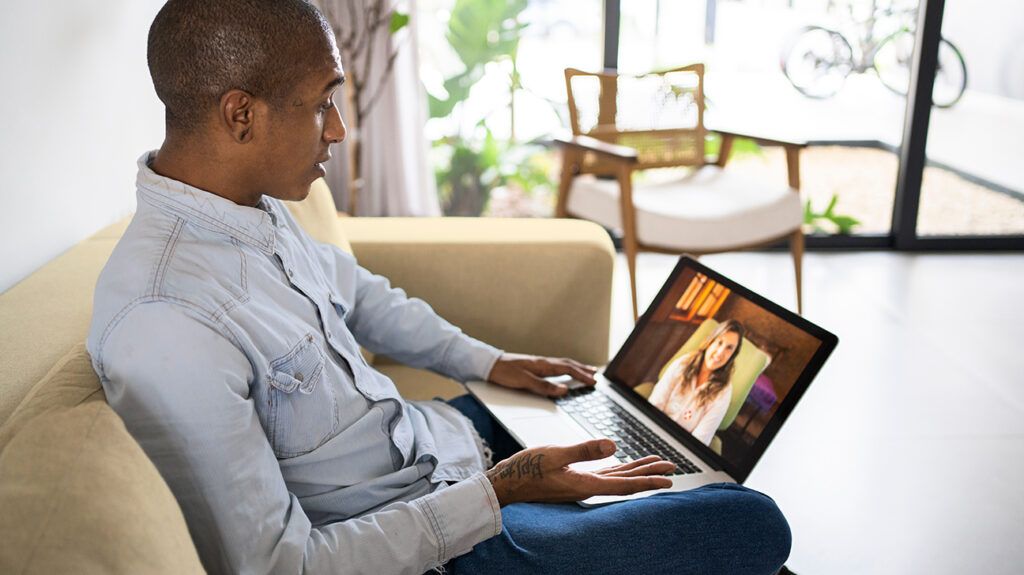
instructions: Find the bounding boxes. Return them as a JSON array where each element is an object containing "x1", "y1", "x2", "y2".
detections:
[{"x1": 446, "y1": 394, "x2": 791, "y2": 575}]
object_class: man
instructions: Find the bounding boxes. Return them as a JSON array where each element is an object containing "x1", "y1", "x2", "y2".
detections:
[{"x1": 87, "y1": 1, "x2": 791, "y2": 573}]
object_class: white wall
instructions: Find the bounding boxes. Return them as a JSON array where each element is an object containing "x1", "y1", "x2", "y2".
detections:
[{"x1": 0, "y1": 1, "x2": 166, "y2": 293}]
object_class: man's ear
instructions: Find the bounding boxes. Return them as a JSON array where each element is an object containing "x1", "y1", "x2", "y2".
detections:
[{"x1": 219, "y1": 89, "x2": 259, "y2": 143}]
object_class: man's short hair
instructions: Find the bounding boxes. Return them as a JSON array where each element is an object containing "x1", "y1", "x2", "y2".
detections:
[{"x1": 148, "y1": 0, "x2": 334, "y2": 132}]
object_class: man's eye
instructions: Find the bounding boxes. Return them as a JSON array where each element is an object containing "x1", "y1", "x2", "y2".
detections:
[{"x1": 320, "y1": 100, "x2": 334, "y2": 112}]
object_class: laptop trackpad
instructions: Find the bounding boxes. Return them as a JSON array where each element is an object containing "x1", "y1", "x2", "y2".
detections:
[
  {"x1": 512, "y1": 415, "x2": 590, "y2": 446},
  {"x1": 508, "y1": 416, "x2": 621, "y2": 473},
  {"x1": 466, "y1": 381, "x2": 560, "y2": 418},
  {"x1": 466, "y1": 381, "x2": 621, "y2": 472}
]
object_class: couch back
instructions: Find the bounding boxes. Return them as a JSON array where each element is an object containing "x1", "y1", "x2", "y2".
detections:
[{"x1": 0, "y1": 220, "x2": 127, "y2": 425}]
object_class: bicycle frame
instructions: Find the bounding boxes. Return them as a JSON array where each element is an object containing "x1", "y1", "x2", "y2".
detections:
[{"x1": 827, "y1": 0, "x2": 918, "y2": 73}]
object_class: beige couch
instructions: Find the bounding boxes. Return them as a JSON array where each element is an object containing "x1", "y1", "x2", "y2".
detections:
[{"x1": 0, "y1": 181, "x2": 615, "y2": 573}]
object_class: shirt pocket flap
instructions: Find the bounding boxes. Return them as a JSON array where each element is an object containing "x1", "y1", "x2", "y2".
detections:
[{"x1": 269, "y1": 334, "x2": 325, "y2": 395}]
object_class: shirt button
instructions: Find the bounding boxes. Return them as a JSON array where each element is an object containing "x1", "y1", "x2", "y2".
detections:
[{"x1": 287, "y1": 268, "x2": 294, "y2": 277}]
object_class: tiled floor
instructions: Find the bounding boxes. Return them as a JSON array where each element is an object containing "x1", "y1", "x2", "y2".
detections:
[{"x1": 608, "y1": 250, "x2": 1024, "y2": 574}]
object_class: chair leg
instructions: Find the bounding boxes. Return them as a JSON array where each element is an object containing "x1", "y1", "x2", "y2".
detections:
[
  {"x1": 616, "y1": 164, "x2": 640, "y2": 322},
  {"x1": 624, "y1": 237, "x2": 639, "y2": 323},
  {"x1": 790, "y1": 229, "x2": 804, "y2": 315},
  {"x1": 555, "y1": 149, "x2": 578, "y2": 218},
  {"x1": 715, "y1": 134, "x2": 735, "y2": 168}
]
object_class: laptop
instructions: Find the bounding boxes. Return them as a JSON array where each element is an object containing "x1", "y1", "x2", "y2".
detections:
[{"x1": 466, "y1": 256, "x2": 838, "y2": 506}]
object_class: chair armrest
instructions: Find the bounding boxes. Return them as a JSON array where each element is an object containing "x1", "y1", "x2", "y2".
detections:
[
  {"x1": 338, "y1": 217, "x2": 615, "y2": 366},
  {"x1": 554, "y1": 135, "x2": 639, "y2": 164},
  {"x1": 709, "y1": 127, "x2": 806, "y2": 188},
  {"x1": 709, "y1": 127, "x2": 808, "y2": 149}
]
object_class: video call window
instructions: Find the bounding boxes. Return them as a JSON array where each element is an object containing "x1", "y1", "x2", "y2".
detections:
[{"x1": 607, "y1": 268, "x2": 822, "y2": 468}]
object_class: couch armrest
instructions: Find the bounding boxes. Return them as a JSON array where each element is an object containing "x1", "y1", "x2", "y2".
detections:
[{"x1": 338, "y1": 217, "x2": 615, "y2": 367}]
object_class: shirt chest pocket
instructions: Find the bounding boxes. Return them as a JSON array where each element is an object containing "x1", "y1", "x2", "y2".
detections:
[{"x1": 268, "y1": 334, "x2": 340, "y2": 458}]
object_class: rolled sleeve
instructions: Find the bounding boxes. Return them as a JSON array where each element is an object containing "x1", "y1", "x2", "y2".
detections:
[{"x1": 412, "y1": 473, "x2": 503, "y2": 563}]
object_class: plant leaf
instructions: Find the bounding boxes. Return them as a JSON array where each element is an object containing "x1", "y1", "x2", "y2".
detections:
[
  {"x1": 428, "y1": 70, "x2": 480, "y2": 118},
  {"x1": 447, "y1": 0, "x2": 528, "y2": 68},
  {"x1": 829, "y1": 215, "x2": 861, "y2": 234},
  {"x1": 480, "y1": 128, "x2": 500, "y2": 167},
  {"x1": 389, "y1": 11, "x2": 410, "y2": 34},
  {"x1": 732, "y1": 137, "x2": 762, "y2": 157},
  {"x1": 824, "y1": 194, "x2": 838, "y2": 217}
]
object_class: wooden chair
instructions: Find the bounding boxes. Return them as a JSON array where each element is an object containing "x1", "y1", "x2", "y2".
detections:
[{"x1": 555, "y1": 65, "x2": 807, "y2": 321}]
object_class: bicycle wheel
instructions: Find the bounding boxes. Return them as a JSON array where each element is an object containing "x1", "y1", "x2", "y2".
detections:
[
  {"x1": 875, "y1": 32, "x2": 968, "y2": 108},
  {"x1": 932, "y1": 38, "x2": 967, "y2": 108},
  {"x1": 781, "y1": 26, "x2": 854, "y2": 99},
  {"x1": 874, "y1": 30, "x2": 915, "y2": 97}
]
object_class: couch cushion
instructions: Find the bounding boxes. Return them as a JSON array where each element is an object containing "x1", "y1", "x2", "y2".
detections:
[
  {"x1": 0, "y1": 348, "x2": 203, "y2": 574},
  {"x1": 376, "y1": 364, "x2": 466, "y2": 401},
  {"x1": 284, "y1": 178, "x2": 353, "y2": 255},
  {"x1": 0, "y1": 344, "x2": 105, "y2": 451}
]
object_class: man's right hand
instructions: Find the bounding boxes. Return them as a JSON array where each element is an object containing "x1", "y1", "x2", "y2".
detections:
[{"x1": 484, "y1": 438, "x2": 675, "y2": 506}]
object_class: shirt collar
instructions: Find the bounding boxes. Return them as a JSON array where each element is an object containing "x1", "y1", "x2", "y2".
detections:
[{"x1": 135, "y1": 151, "x2": 277, "y2": 254}]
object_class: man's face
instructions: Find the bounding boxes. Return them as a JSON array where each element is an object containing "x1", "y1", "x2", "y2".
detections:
[{"x1": 257, "y1": 43, "x2": 346, "y2": 202}]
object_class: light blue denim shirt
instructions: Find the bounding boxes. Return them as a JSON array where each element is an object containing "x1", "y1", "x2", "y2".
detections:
[{"x1": 86, "y1": 152, "x2": 505, "y2": 575}]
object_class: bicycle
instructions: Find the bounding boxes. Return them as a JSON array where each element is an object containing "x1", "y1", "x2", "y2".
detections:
[{"x1": 780, "y1": 0, "x2": 967, "y2": 108}]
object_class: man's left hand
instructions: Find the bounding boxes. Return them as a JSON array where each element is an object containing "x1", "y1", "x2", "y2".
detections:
[{"x1": 486, "y1": 353, "x2": 598, "y2": 398}]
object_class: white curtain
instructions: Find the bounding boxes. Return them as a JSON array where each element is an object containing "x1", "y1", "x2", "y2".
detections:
[{"x1": 316, "y1": 0, "x2": 440, "y2": 216}]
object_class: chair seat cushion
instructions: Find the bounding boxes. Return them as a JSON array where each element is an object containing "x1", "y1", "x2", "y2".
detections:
[{"x1": 567, "y1": 166, "x2": 802, "y2": 251}]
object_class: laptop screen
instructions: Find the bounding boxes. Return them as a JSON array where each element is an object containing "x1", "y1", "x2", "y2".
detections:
[{"x1": 604, "y1": 257, "x2": 837, "y2": 482}]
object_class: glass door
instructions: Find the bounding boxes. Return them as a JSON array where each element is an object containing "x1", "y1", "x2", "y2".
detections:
[
  {"x1": 913, "y1": 0, "x2": 1024, "y2": 239},
  {"x1": 615, "y1": 0, "x2": 923, "y2": 241},
  {"x1": 607, "y1": 0, "x2": 1024, "y2": 250}
]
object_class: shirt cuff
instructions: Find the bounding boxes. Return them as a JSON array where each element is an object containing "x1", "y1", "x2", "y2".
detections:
[
  {"x1": 413, "y1": 472, "x2": 502, "y2": 564},
  {"x1": 439, "y1": 334, "x2": 504, "y2": 383}
]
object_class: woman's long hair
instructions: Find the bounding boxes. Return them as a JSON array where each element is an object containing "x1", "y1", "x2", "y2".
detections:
[{"x1": 679, "y1": 319, "x2": 745, "y2": 410}]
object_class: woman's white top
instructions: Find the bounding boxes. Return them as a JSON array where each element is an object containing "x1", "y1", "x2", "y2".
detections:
[{"x1": 648, "y1": 352, "x2": 732, "y2": 446}]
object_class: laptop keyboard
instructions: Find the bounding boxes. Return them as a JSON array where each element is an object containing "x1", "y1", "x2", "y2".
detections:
[{"x1": 555, "y1": 387, "x2": 702, "y2": 476}]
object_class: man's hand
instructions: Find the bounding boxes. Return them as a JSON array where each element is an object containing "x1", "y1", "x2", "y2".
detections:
[
  {"x1": 485, "y1": 438, "x2": 675, "y2": 506},
  {"x1": 487, "y1": 352, "x2": 598, "y2": 398}
]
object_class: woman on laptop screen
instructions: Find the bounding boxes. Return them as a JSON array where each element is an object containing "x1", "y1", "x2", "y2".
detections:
[{"x1": 648, "y1": 320, "x2": 745, "y2": 445}]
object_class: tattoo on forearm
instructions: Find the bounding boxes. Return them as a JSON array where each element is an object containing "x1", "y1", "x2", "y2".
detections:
[{"x1": 496, "y1": 453, "x2": 544, "y2": 480}]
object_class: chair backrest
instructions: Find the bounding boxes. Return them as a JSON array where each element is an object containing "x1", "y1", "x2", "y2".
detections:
[
  {"x1": 564, "y1": 64, "x2": 707, "y2": 173},
  {"x1": 657, "y1": 318, "x2": 770, "y2": 431}
]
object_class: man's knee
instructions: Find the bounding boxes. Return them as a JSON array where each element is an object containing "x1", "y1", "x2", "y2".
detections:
[
  {"x1": 704, "y1": 483, "x2": 792, "y2": 574},
  {"x1": 747, "y1": 489, "x2": 791, "y2": 572}
]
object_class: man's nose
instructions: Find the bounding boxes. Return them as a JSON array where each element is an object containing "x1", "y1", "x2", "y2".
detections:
[{"x1": 324, "y1": 105, "x2": 346, "y2": 144}]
